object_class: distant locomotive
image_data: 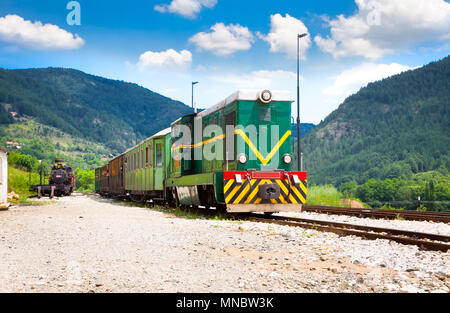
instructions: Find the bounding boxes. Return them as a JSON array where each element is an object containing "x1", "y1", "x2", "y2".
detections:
[
  {"x1": 31, "y1": 158, "x2": 75, "y2": 198},
  {"x1": 96, "y1": 90, "x2": 307, "y2": 213}
]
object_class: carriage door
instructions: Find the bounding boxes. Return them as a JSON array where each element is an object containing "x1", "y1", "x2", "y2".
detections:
[
  {"x1": 153, "y1": 139, "x2": 164, "y2": 190},
  {"x1": 119, "y1": 156, "x2": 124, "y2": 189}
]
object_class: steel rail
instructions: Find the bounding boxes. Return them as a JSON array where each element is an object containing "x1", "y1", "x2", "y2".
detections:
[
  {"x1": 303, "y1": 205, "x2": 450, "y2": 223},
  {"x1": 241, "y1": 214, "x2": 450, "y2": 252},
  {"x1": 109, "y1": 197, "x2": 450, "y2": 251}
]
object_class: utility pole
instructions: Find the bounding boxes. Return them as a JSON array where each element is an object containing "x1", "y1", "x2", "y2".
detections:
[
  {"x1": 135, "y1": 104, "x2": 138, "y2": 145},
  {"x1": 39, "y1": 160, "x2": 42, "y2": 185},
  {"x1": 297, "y1": 33, "x2": 307, "y2": 171},
  {"x1": 291, "y1": 117, "x2": 295, "y2": 156},
  {"x1": 192, "y1": 81, "x2": 198, "y2": 113}
]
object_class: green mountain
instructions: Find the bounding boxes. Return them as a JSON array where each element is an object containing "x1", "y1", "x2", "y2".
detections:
[
  {"x1": 302, "y1": 55, "x2": 450, "y2": 186},
  {"x1": 291, "y1": 123, "x2": 316, "y2": 138},
  {"x1": 0, "y1": 68, "x2": 193, "y2": 153}
]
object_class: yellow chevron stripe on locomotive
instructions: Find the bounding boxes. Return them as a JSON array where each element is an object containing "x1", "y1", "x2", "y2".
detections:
[{"x1": 223, "y1": 175, "x2": 307, "y2": 205}]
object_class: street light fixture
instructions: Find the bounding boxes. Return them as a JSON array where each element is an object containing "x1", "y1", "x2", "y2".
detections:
[
  {"x1": 297, "y1": 33, "x2": 307, "y2": 171},
  {"x1": 192, "y1": 81, "x2": 199, "y2": 113}
]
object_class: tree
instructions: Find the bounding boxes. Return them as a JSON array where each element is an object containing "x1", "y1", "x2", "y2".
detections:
[
  {"x1": 75, "y1": 169, "x2": 95, "y2": 192},
  {"x1": 340, "y1": 181, "x2": 357, "y2": 198}
]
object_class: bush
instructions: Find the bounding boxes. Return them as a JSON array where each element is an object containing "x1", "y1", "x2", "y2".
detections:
[{"x1": 8, "y1": 166, "x2": 40, "y2": 199}]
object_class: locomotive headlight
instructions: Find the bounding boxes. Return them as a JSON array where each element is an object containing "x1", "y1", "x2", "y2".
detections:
[
  {"x1": 238, "y1": 153, "x2": 248, "y2": 164},
  {"x1": 258, "y1": 90, "x2": 272, "y2": 104},
  {"x1": 282, "y1": 154, "x2": 292, "y2": 164}
]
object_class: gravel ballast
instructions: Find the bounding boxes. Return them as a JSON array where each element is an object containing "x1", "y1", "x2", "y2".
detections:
[{"x1": 0, "y1": 194, "x2": 448, "y2": 293}]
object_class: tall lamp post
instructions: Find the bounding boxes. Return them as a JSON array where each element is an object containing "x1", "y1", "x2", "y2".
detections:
[
  {"x1": 192, "y1": 81, "x2": 199, "y2": 113},
  {"x1": 297, "y1": 33, "x2": 307, "y2": 171},
  {"x1": 291, "y1": 117, "x2": 295, "y2": 154}
]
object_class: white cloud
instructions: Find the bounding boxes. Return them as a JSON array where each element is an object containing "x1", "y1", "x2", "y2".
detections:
[
  {"x1": 315, "y1": 0, "x2": 450, "y2": 59},
  {"x1": 0, "y1": 14, "x2": 84, "y2": 50},
  {"x1": 137, "y1": 49, "x2": 192, "y2": 71},
  {"x1": 323, "y1": 62, "x2": 413, "y2": 102},
  {"x1": 257, "y1": 13, "x2": 311, "y2": 59},
  {"x1": 211, "y1": 70, "x2": 297, "y2": 88},
  {"x1": 154, "y1": 0, "x2": 217, "y2": 19},
  {"x1": 189, "y1": 23, "x2": 254, "y2": 56}
]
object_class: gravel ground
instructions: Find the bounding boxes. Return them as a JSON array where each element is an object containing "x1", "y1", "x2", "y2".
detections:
[{"x1": 0, "y1": 194, "x2": 448, "y2": 293}]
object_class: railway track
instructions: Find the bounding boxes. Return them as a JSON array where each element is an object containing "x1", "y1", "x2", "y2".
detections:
[
  {"x1": 241, "y1": 214, "x2": 450, "y2": 252},
  {"x1": 303, "y1": 205, "x2": 450, "y2": 223},
  {"x1": 115, "y1": 198, "x2": 450, "y2": 252}
]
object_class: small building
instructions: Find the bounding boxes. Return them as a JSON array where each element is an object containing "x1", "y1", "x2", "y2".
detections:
[
  {"x1": 6, "y1": 141, "x2": 20, "y2": 149},
  {"x1": 0, "y1": 147, "x2": 9, "y2": 209}
]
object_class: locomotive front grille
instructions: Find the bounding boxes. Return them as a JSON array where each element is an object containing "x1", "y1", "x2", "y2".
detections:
[{"x1": 223, "y1": 171, "x2": 307, "y2": 205}]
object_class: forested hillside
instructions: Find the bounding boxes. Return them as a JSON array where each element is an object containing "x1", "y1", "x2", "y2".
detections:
[
  {"x1": 0, "y1": 68, "x2": 193, "y2": 153},
  {"x1": 302, "y1": 56, "x2": 450, "y2": 186},
  {"x1": 291, "y1": 123, "x2": 316, "y2": 138}
]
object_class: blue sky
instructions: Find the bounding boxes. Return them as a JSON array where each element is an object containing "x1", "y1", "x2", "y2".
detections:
[{"x1": 0, "y1": 0, "x2": 449, "y2": 124}]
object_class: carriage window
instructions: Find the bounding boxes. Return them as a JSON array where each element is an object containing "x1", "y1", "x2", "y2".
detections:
[
  {"x1": 141, "y1": 150, "x2": 144, "y2": 168},
  {"x1": 149, "y1": 144, "x2": 153, "y2": 166},
  {"x1": 156, "y1": 143, "x2": 162, "y2": 167},
  {"x1": 146, "y1": 147, "x2": 149, "y2": 165}
]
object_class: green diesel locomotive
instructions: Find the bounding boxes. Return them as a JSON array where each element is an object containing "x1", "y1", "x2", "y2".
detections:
[{"x1": 95, "y1": 90, "x2": 307, "y2": 213}]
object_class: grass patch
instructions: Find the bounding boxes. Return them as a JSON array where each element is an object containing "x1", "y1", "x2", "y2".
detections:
[
  {"x1": 8, "y1": 166, "x2": 40, "y2": 200},
  {"x1": 395, "y1": 214, "x2": 405, "y2": 221},
  {"x1": 306, "y1": 185, "x2": 345, "y2": 206},
  {"x1": 10, "y1": 199, "x2": 56, "y2": 206},
  {"x1": 380, "y1": 204, "x2": 406, "y2": 211}
]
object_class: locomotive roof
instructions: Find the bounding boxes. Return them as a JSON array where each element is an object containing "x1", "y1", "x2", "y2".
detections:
[
  {"x1": 152, "y1": 127, "x2": 171, "y2": 138},
  {"x1": 122, "y1": 127, "x2": 171, "y2": 155},
  {"x1": 197, "y1": 89, "x2": 292, "y2": 118}
]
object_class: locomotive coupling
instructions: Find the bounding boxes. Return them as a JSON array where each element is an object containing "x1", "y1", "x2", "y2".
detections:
[{"x1": 258, "y1": 183, "x2": 281, "y2": 200}]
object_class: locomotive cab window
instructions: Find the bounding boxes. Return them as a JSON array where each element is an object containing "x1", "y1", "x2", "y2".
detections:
[{"x1": 156, "y1": 143, "x2": 162, "y2": 167}]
